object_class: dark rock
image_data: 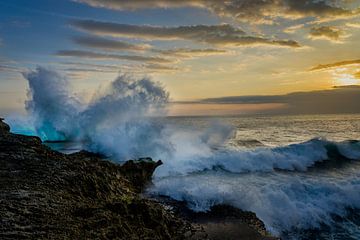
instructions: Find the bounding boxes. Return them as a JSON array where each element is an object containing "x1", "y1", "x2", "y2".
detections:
[
  {"x1": 0, "y1": 119, "x2": 202, "y2": 240},
  {"x1": 0, "y1": 117, "x2": 10, "y2": 133},
  {"x1": 69, "y1": 149, "x2": 108, "y2": 159},
  {"x1": 153, "y1": 196, "x2": 278, "y2": 240},
  {"x1": 119, "y1": 158, "x2": 163, "y2": 192}
]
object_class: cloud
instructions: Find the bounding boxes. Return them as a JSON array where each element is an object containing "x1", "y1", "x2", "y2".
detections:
[
  {"x1": 73, "y1": 0, "x2": 360, "y2": 23},
  {"x1": 63, "y1": 66, "x2": 118, "y2": 73},
  {"x1": 0, "y1": 65, "x2": 16, "y2": 72},
  {"x1": 143, "y1": 63, "x2": 179, "y2": 72},
  {"x1": 346, "y1": 22, "x2": 360, "y2": 28},
  {"x1": 310, "y1": 59, "x2": 360, "y2": 71},
  {"x1": 71, "y1": 20, "x2": 301, "y2": 48},
  {"x1": 55, "y1": 50, "x2": 173, "y2": 63},
  {"x1": 73, "y1": 0, "x2": 198, "y2": 10},
  {"x1": 72, "y1": 35, "x2": 151, "y2": 51},
  {"x1": 60, "y1": 61, "x2": 120, "y2": 70},
  {"x1": 59, "y1": 61, "x2": 179, "y2": 74},
  {"x1": 72, "y1": 35, "x2": 228, "y2": 58},
  {"x1": 309, "y1": 26, "x2": 345, "y2": 41},
  {"x1": 283, "y1": 24, "x2": 305, "y2": 34},
  {"x1": 283, "y1": 0, "x2": 358, "y2": 19},
  {"x1": 0, "y1": 64, "x2": 23, "y2": 73},
  {"x1": 355, "y1": 71, "x2": 360, "y2": 79},
  {"x1": 200, "y1": 85, "x2": 360, "y2": 114},
  {"x1": 154, "y1": 48, "x2": 228, "y2": 58}
]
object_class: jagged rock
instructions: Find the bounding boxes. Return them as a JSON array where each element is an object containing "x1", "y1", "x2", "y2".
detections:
[
  {"x1": 0, "y1": 119, "x2": 202, "y2": 240},
  {"x1": 154, "y1": 196, "x2": 278, "y2": 240},
  {"x1": 119, "y1": 158, "x2": 163, "y2": 192},
  {"x1": 0, "y1": 118, "x2": 10, "y2": 133}
]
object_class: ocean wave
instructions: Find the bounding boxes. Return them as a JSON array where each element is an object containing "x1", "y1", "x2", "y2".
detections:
[
  {"x1": 10, "y1": 67, "x2": 171, "y2": 160},
  {"x1": 150, "y1": 138, "x2": 360, "y2": 237},
  {"x1": 149, "y1": 161, "x2": 360, "y2": 237},
  {"x1": 154, "y1": 138, "x2": 360, "y2": 178},
  {"x1": 231, "y1": 139, "x2": 266, "y2": 148}
]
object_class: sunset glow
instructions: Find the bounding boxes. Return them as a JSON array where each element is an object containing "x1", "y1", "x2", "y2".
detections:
[{"x1": 0, "y1": 0, "x2": 360, "y2": 115}]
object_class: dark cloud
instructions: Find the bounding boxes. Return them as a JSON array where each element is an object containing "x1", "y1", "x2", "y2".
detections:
[
  {"x1": 71, "y1": 20, "x2": 301, "y2": 47},
  {"x1": 63, "y1": 67, "x2": 117, "y2": 73},
  {"x1": 72, "y1": 36, "x2": 151, "y2": 51},
  {"x1": 154, "y1": 48, "x2": 228, "y2": 58},
  {"x1": 143, "y1": 63, "x2": 179, "y2": 71},
  {"x1": 309, "y1": 26, "x2": 344, "y2": 41},
  {"x1": 59, "y1": 61, "x2": 178, "y2": 74},
  {"x1": 72, "y1": 35, "x2": 228, "y2": 57},
  {"x1": 284, "y1": 0, "x2": 357, "y2": 18},
  {"x1": 70, "y1": 63, "x2": 179, "y2": 73},
  {"x1": 71, "y1": 20, "x2": 246, "y2": 40},
  {"x1": 60, "y1": 61, "x2": 120, "y2": 70},
  {"x1": 73, "y1": 0, "x2": 359, "y2": 23},
  {"x1": 201, "y1": 85, "x2": 360, "y2": 114},
  {"x1": 310, "y1": 59, "x2": 360, "y2": 71},
  {"x1": 55, "y1": 50, "x2": 173, "y2": 63}
]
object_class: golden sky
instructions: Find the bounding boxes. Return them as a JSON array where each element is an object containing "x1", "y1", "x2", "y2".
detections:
[{"x1": 0, "y1": 0, "x2": 360, "y2": 114}]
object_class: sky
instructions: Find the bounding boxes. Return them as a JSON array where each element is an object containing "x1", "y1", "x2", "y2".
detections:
[{"x1": 0, "y1": 0, "x2": 360, "y2": 115}]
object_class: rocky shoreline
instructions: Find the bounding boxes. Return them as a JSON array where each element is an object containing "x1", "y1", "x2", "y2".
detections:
[{"x1": 0, "y1": 118, "x2": 275, "y2": 240}]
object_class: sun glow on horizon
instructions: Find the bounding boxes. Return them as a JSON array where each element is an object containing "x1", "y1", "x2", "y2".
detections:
[{"x1": 331, "y1": 67, "x2": 360, "y2": 86}]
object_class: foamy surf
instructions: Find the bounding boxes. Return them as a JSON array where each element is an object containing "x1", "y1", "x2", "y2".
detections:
[
  {"x1": 149, "y1": 153, "x2": 360, "y2": 237},
  {"x1": 154, "y1": 138, "x2": 360, "y2": 178}
]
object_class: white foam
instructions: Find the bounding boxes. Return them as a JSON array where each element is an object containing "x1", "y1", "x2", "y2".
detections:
[
  {"x1": 149, "y1": 168, "x2": 360, "y2": 235},
  {"x1": 14, "y1": 67, "x2": 171, "y2": 160},
  {"x1": 154, "y1": 138, "x2": 336, "y2": 177}
]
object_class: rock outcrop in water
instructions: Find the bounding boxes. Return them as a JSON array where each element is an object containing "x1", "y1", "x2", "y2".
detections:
[{"x1": 0, "y1": 118, "x2": 274, "y2": 240}]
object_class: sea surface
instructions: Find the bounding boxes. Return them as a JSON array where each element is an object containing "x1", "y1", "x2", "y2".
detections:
[{"x1": 45, "y1": 114, "x2": 360, "y2": 239}]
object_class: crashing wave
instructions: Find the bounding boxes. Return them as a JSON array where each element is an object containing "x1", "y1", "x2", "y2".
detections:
[
  {"x1": 13, "y1": 67, "x2": 171, "y2": 160},
  {"x1": 154, "y1": 138, "x2": 360, "y2": 177}
]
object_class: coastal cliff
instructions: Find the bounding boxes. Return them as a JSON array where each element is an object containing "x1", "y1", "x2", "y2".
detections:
[{"x1": 0, "y1": 118, "x2": 273, "y2": 240}]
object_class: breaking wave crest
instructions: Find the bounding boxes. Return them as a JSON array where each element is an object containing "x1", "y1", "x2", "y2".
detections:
[
  {"x1": 150, "y1": 166, "x2": 360, "y2": 237},
  {"x1": 154, "y1": 138, "x2": 360, "y2": 177},
  {"x1": 150, "y1": 139, "x2": 360, "y2": 237}
]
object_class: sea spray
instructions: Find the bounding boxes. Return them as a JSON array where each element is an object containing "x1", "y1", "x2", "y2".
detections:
[
  {"x1": 78, "y1": 74, "x2": 171, "y2": 159},
  {"x1": 19, "y1": 67, "x2": 171, "y2": 159},
  {"x1": 24, "y1": 67, "x2": 80, "y2": 140},
  {"x1": 17, "y1": 67, "x2": 234, "y2": 161}
]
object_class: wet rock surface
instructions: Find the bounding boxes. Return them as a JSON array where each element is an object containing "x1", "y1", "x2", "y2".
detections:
[
  {"x1": 0, "y1": 119, "x2": 196, "y2": 239},
  {"x1": 0, "y1": 118, "x2": 274, "y2": 239},
  {"x1": 0, "y1": 118, "x2": 10, "y2": 133},
  {"x1": 153, "y1": 196, "x2": 279, "y2": 240}
]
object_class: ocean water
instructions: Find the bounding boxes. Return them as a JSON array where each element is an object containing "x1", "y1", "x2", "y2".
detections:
[
  {"x1": 154, "y1": 114, "x2": 360, "y2": 239},
  {"x1": 42, "y1": 114, "x2": 360, "y2": 239},
  {"x1": 13, "y1": 68, "x2": 360, "y2": 239}
]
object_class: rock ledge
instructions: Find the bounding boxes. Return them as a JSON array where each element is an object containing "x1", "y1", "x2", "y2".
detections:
[{"x1": 0, "y1": 118, "x2": 197, "y2": 240}]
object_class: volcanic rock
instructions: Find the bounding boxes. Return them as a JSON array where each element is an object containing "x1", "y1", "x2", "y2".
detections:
[{"x1": 0, "y1": 118, "x2": 198, "y2": 240}]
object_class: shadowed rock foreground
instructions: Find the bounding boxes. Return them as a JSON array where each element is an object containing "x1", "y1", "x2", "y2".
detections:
[{"x1": 0, "y1": 118, "x2": 274, "y2": 240}]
